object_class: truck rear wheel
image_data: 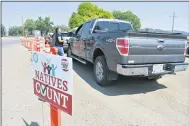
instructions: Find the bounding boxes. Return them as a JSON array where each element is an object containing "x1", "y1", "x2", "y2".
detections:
[{"x1": 94, "y1": 56, "x2": 112, "y2": 86}]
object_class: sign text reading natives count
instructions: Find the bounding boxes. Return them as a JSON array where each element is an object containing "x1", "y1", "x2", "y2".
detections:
[{"x1": 32, "y1": 52, "x2": 73, "y2": 115}]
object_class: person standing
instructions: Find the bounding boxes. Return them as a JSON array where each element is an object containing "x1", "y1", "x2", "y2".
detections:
[{"x1": 55, "y1": 27, "x2": 64, "y2": 56}]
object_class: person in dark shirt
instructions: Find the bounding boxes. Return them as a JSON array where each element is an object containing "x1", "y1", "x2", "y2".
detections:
[{"x1": 55, "y1": 27, "x2": 64, "y2": 56}]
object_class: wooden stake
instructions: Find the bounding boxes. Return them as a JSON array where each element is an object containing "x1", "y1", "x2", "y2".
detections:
[{"x1": 50, "y1": 104, "x2": 61, "y2": 126}]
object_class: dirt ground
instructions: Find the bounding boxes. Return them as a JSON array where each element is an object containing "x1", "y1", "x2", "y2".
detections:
[{"x1": 2, "y1": 37, "x2": 189, "y2": 126}]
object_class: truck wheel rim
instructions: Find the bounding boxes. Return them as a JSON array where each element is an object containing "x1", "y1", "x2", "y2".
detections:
[{"x1": 96, "y1": 61, "x2": 103, "y2": 81}]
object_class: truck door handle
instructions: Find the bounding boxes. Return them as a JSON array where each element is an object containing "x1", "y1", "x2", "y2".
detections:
[{"x1": 157, "y1": 39, "x2": 165, "y2": 43}]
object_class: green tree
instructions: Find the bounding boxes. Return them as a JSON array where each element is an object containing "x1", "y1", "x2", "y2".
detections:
[
  {"x1": 49, "y1": 26, "x2": 56, "y2": 33},
  {"x1": 49, "y1": 25, "x2": 70, "y2": 33},
  {"x1": 35, "y1": 17, "x2": 45, "y2": 35},
  {"x1": 35, "y1": 16, "x2": 54, "y2": 36},
  {"x1": 113, "y1": 10, "x2": 141, "y2": 31},
  {"x1": 8, "y1": 26, "x2": 22, "y2": 36},
  {"x1": 69, "y1": 2, "x2": 114, "y2": 29},
  {"x1": 58, "y1": 25, "x2": 70, "y2": 32},
  {"x1": 1, "y1": 24, "x2": 6, "y2": 36},
  {"x1": 43, "y1": 17, "x2": 54, "y2": 34},
  {"x1": 24, "y1": 19, "x2": 35, "y2": 35},
  {"x1": 69, "y1": 12, "x2": 85, "y2": 29}
]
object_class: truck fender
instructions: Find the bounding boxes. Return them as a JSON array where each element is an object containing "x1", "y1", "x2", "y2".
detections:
[
  {"x1": 93, "y1": 41, "x2": 106, "y2": 62},
  {"x1": 93, "y1": 46, "x2": 118, "y2": 81}
]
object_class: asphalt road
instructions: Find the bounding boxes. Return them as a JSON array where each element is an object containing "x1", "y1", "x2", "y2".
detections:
[
  {"x1": 2, "y1": 37, "x2": 189, "y2": 126},
  {"x1": 1, "y1": 37, "x2": 20, "y2": 47}
]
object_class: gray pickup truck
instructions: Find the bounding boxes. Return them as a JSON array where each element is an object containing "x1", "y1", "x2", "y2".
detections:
[{"x1": 68, "y1": 18, "x2": 188, "y2": 86}]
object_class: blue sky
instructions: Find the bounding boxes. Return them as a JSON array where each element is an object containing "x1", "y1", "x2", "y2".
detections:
[{"x1": 2, "y1": 2, "x2": 189, "y2": 32}]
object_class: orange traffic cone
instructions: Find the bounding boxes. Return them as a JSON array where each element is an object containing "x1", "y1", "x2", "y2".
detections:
[{"x1": 50, "y1": 47, "x2": 58, "y2": 55}]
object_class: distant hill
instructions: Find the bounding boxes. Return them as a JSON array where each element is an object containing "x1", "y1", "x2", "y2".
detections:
[
  {"x1": 172, "y1": 30, "x2": 189, "y2": 36},
  {"x1": 139, "y1": 28, "x2": 189, "y2": 36}
]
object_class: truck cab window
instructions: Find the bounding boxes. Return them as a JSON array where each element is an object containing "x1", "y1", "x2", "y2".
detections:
[
  {"x1": 94, "y1": 21, "x2": 119, "y2": 32},
  {"x1": 109, "y1": 22, "x2": 119, "y2": 31},
  {"x1": 81, "y1": 21, "x2": 92, "y2": 38},
  {"x1": 119, "y1": 22, "x2": 133, "y2": 31},
  {"x1": 94, "y1": 21, "x2": 109, "y2": 32}
]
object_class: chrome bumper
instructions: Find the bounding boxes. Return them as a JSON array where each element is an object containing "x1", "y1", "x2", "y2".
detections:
[{"x1": 117, "y1": 63, "x2": 188, "y2": 76}]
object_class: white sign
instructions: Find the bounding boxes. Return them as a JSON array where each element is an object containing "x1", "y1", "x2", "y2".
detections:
[{"x1": 32, "y1": 52, "x2": 73, "y2": 115}]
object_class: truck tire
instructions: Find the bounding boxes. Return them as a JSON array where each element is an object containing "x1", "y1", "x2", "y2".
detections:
[{"x1": 94, "y1": 56, "x2": 112, "y2": 86}]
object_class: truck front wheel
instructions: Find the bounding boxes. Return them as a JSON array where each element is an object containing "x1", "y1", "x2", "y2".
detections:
[{"x1": 94, "y1": 56, "x2": 112, "y2": 86}]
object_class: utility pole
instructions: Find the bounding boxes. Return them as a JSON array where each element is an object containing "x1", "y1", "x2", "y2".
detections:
[
  {"x1": 18, "y1": 13, "x2": 24, "y2": 36},
  {"x1": 21, "y1": 14, "x2": 24, "y2": 36},
  {"x1": 170, "y1": 12, "x2": 177, "y2": 33}
]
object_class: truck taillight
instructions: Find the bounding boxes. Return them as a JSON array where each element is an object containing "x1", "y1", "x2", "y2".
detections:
[{"x1": 116, "y1": 38, "x2": 129, "y2": 55}]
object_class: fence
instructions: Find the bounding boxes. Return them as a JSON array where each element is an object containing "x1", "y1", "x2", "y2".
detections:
[{"x1": 20, "y1": 36, "x2": 58, "y2": 55}]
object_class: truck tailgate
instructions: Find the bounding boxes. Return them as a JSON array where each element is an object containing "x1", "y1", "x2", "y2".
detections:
[{"x1": 123, "y1": 32, "x2": 187, "y2": 64}]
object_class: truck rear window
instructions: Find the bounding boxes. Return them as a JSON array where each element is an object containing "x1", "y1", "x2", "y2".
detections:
[
  {"x1": 94, "y1": 21, "x2": 133, "y2": 32},
  {"x1": 119, "y1": 22, "x2": 133, "y2": 31},
  {"x1": 110, "y1": 23, "x2": 119, "y2": 31}
]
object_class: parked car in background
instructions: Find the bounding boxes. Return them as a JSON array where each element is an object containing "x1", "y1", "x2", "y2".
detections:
[
  {"x1": 61, "y1": 32, "x2": 70, "y2": 43},
  {"x1": 61, "y1": 32, "x2": 71, "y2": 52},
  {"x1": 45, "y1": 32, "x2": 54, "y2": 44},
  {"x1": 68, "y1": 18, "x2": 188, "y2": 86}
]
